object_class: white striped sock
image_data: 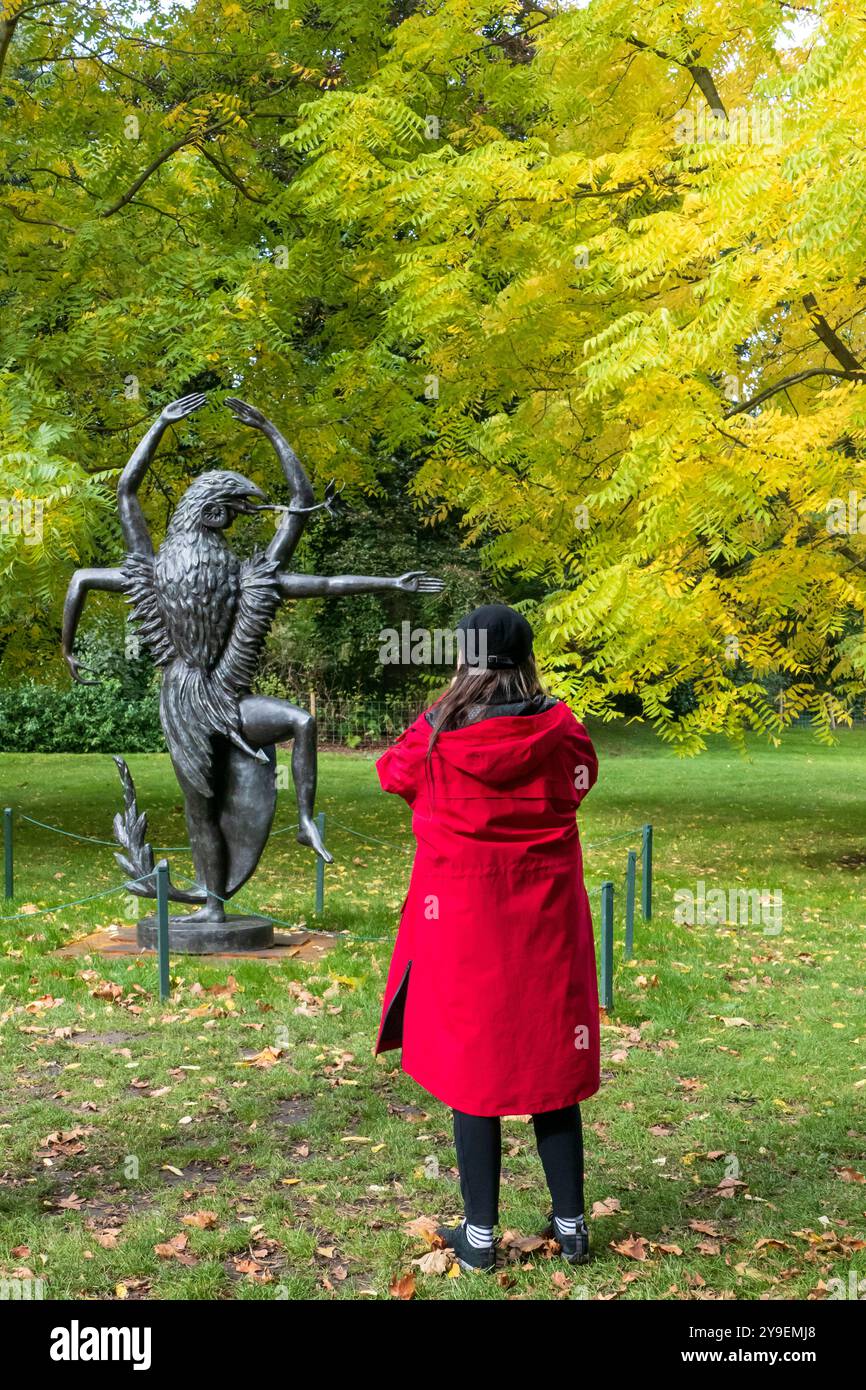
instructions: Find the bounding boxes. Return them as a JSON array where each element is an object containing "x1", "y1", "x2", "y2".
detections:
[
  {"x1": 465, "y1": 1220, "x2": 494, "y2": 1249},
  {"x1": 554, "y1": 1215, "x2": 583, "y2": 1237}
]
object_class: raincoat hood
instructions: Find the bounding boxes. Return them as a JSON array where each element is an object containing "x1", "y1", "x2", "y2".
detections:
[
  {"x1": 379, "y1": 699, "x2": 594, "y2": 805},
  {"x1": 427, "y1": 701, "x2": 576, "y2": 791}
]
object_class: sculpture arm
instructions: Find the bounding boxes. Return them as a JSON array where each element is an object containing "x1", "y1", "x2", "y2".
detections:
[
  {"x1": 224, "y1": 398, "x2": 314, "y2": 567},
  {"x1": 261, "y1": 420, "x2": 315, "y2": 570},
  {"x1": 61, "y1": 567, "x2": 125, "y2": 684},
  {"x1": 118, "y1": 392, "x2": 207, "y2": 557},
  {"x1": 278, "y1": 570, "x2": 445, "y2": 599}
]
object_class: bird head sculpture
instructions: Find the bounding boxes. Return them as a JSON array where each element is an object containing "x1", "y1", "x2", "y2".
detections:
[{"x1": 168, "y1": 470, "x2": 270, "y2": 534}]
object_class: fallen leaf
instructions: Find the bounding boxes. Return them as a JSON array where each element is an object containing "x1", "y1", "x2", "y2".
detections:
[
  {"x1": 154, "y1": 1233, "x2": 197, "y2": 1266},
  {"x1": 239, "y1": 1046, "x2": 282, "y2": 1069},
  {"x1": 403, "y1": 1216, "x2": 441, "y2": 1246},
  {"x1": 689, "y1": 1220, "x2": 721, "y2": 1236},
  {"x1": 389, "y1": 1272, "x2": 416, "y2": 1300},
  {"x1": 591, "y1": 1197, "x2": 621, "y2": 1218},
  {"x1": 835, "y1": 1167, "x2": 865, "y2": 1184},
  {"x1": 181, "y1": 1210, "x2": 218, "y2": 1230},
  {"x1": 611, "y1": 1235, "x2": 649, "y2": 1261},
  {"x1": 413, "y1": 1249, "x2": 452, "y2": 1275}
]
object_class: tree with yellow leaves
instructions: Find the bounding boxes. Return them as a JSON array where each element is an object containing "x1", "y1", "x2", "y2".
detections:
[{"x1": 2, "y1": 0, "x2": 866, "y2": 744}]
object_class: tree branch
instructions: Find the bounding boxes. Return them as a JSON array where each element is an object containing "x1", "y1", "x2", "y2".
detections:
[
  {"x1": 724, "y1": 367, "x2": 866, "y2": 418},
  {"x1": 0, "y1": 201, "x2": 73, "y2": 233},
  {"x1": 98, "y1": 130, "x2": 201, "y2": 218},
  {"x1": 0, "y1": 1, "x2": 71, "y2": 83},
  {"x1": 802, "y1": 292, "x2": 864, "y2": 373},
  {"x1": 96, "y1": 81, "x2": 298, "y2": 218},
  {"x1": 196, "y1": 143, "x2": 267, "y2": 204},
  {"x1": 625, "y1": 34, "x2": 727, "y2": 117}
]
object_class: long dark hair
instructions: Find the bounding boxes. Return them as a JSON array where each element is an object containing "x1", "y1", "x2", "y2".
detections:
[{"x1": 426, "y1": 654, "x2": 546, "y2": 762}]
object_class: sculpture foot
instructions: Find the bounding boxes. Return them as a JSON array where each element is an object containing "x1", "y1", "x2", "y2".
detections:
[
  {"x1": 297, "y1": 816, "x2": 333, "y2": 863},
  {"x1": 173, "y1": 901, "x2": 227, "y2": 925}
]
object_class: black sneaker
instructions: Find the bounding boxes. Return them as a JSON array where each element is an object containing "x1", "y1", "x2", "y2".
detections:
[
  {"x1": 546, "y1": 1213, "x2": 591, "y2": 1265},
  {"x1": 436, "y1": 1220, "x2": 496, "y2": 1272}
]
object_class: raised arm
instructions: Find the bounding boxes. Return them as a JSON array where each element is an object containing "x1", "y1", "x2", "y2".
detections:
[
  {"x1": 118, "y1": 393, "x2": 207, "y2": 556},
  {"x1": 224, "y1": 397, "x2": 314, "y2": 567},
  {"x1": 61, "y1": 567, "x2": 125, "y2": 684},
  {"x1": 278, "y1": 570, "x2": 445, "y2": 599}
]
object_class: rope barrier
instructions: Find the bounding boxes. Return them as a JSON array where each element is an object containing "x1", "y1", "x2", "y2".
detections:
[
  {"x1": 0, "y1": 873, "x2": 154, "y2": 924},
  {"x1": 2, "y1": 804, "x2": 654, "y2": 991},
  {"x1": 15, "y1": 809, "x2": 646, "y2": 857},
  {"x1": 170, "y1": 871, "x2": 387, "y2": 942},
  {"x1": 16, "y1": 810, "x2": 299, "y2": 853},
  {"x1": 18, "y1": 813, "x2": 121, "y2": 848},
  {"x1": 329, "y1": 817, "x2": 412, "y2": 852},
  {"x1": 583, "y1": 827, "x2": 646, "y2": 849}
]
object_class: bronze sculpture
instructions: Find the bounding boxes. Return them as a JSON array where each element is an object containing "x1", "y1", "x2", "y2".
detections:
[{"x1": 61, "y1": 394, "x2": 444, "y2": 950}]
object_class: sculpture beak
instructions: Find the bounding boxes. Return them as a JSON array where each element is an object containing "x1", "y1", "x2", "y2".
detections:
[{"x1": 231, "y1": 484, "x2": 270, "y2": 515}]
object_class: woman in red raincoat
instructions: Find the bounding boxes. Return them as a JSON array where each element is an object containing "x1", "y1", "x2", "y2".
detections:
[{"x1": 374, "y1": 604, "x2": 599, "y2": 1270}]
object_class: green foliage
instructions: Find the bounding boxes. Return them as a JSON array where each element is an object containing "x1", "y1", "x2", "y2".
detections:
[
  {"x1": 3, "y1": 1, "x2": 866, "y2": 742},
  {"x1": 0, "y1": 369, "x2": 113, "y2": 673},
  {"x1": 258, "y1": 496, "x2": 488, "y2": 699},
  {"x1": 0, "y1": 680, "x2": 162, "y2": 753}
]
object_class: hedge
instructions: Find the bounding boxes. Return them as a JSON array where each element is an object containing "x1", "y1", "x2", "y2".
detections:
[{"x1": 0, "y1": 681, "x2": 163, "y2": 754}]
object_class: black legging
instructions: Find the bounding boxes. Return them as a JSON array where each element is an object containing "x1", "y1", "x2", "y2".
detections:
[{"x1": 453, "y1": 1104, "x2": 584, "y2": 1227}]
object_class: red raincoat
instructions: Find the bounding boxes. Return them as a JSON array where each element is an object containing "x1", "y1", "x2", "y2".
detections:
[{"x1": 374, "y1": 700, "x2": 600, "y2": 1116}]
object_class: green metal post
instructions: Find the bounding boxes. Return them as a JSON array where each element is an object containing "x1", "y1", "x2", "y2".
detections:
[
  {"x1": 3, "y1": 807, "x2": 12, "y2": 900},
  {"x1": 641, "y1": 823, "x2": 653, "y2": 921},
  {"x1": 156, "y1": 859, "x2": 170, "y2": 1002},
  {"x1": 625, "y1": 849, "x2": 637, "y2": 959},
  {"x1": 600, "y1": 880, "x2": 614, "y2": 1011},
  {"x1": 315, "y1": 811, "x2": 326, "y2": 915}
]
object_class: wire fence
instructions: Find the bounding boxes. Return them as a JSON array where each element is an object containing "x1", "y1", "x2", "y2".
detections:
[{"x1": 311, "y1": 696, "x2": 427, "y2": 748}]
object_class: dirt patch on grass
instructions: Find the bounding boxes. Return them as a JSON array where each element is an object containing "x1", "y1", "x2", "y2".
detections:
[
  {"x1": 78, "y1": 1190, "x2": 157, "y2": 1222},
  {"x1": 68, "y1": 1030, "x2": 142, "y2": 1047},
  {"x1": 159, "y1": 1158, "x2": 259, "y2": 1187},
  {"x1": 272, "y1": 1096, "x2": 314, "y2": 1127}
]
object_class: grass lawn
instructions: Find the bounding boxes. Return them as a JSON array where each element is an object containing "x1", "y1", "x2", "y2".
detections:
[{"x1": 0, "y1": 725, "x2": 863, "y2": 1301}]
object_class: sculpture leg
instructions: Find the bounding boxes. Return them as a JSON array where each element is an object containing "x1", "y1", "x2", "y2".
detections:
[
  {"x1": 175, "y1": 776, "x2": 229, "y2": 923},
  {"x1": 239, "y1": 695, "x2": 332, "y2": 864}
]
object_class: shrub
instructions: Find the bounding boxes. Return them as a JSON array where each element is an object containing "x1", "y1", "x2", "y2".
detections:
[{"x1": 0, "y1": 681, "x2": 163, "y2": 753}]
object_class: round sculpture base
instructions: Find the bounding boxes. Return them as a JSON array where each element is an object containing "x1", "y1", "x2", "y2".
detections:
[{"x1": 137, "y1": 914, "x2": 274, "y2": 955}]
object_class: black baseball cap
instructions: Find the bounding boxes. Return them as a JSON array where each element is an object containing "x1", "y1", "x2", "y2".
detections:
[{"x1": 456, "y1": 603, "x2": 534, "y2": 669}]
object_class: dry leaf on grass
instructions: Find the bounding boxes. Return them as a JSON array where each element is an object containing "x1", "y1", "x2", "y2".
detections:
[
  {"x1": 591, "y1": 1197, "x2": 621, "y2": 1218},
  {"x1": 389, "y1": 1272, "x2": 416, "y2": 1300},
  {"x1": 403, "y1": 1215, "x2": 442, "y2": 1246},
  {"x1": 154, "y1": 1233, "x2": 197, "y2": 1266},
  {"x1": 611, "y1": 1235, "x2": 649, "y2": 1261},
  {"x1": 413, "y1": 1249, "x2": 452, "y2": 1276},
  {"x1": 239, "y1": 1046, "x2": 283, "y2": 1069},
  {"x1": 182, "y1": 1210, "x2": 218, "y2": 1230}
]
